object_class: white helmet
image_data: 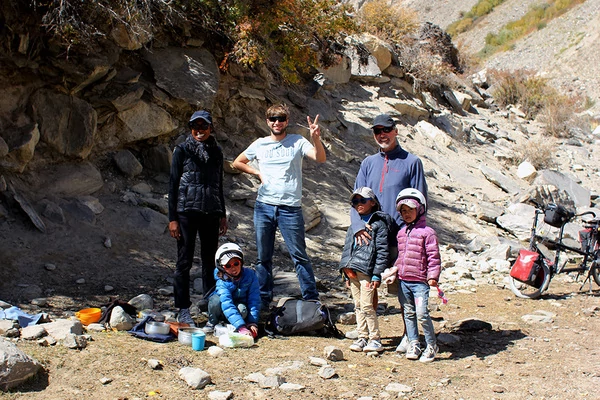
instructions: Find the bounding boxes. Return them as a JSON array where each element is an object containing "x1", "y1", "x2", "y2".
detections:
[
  {"x1": 214, "y1": 243, "x2": 244, "y2": 273},
  {"x1": 395, "y1": 188, "x2": 427, "y2": 213}
]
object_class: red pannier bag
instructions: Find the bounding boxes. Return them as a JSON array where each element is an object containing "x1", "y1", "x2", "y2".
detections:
[{"x1": 510, "y1": 249, "x2": 541, "y2": 285}]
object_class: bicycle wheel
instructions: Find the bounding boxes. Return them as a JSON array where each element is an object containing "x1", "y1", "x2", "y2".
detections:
[
  {"x1": 591, "y1": 256, "x2": 600, "y2": 286},
  {"x1": 509, "y1": 259, "x2": 551, "y2": 299}
]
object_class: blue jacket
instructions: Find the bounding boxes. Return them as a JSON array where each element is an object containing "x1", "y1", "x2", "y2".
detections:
[
  {"x1": 351, "y1": 143, "x2": 427, "y2": 232},
  {"x1": 210, "y1": 267, "x2": 261, "y2": 329}
]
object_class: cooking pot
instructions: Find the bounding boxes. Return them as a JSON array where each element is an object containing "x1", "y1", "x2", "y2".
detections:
[
  {"x1": 145, "y1": 320, "x2": 171, "y2": 335},
  {"x1": 178, "y1": 327, "x2": 205, "y2": 346}
]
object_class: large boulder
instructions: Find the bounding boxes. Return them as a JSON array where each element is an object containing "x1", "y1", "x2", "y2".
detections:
[
  {"x1": 0, "y1": 123, "x2": 39, "y2": 173},
  {"x1": 0, "y1": 338, "x2": 42, "y2": 391},
  {"x1": 39, "y1": 162, "x2": 103, "y2": 197},
  {"x1": 117, "y1": 101, "x2": 177, "y2": 144},
  {"x1": 30, "y1": 89, "x2": 97, "y2": 159},
  {"x1": 144, "y1": 47, "x2": 220, "y2": 109}
]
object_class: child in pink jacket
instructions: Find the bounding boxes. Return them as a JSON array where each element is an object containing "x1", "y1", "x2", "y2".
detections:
[{"x1": 386, "y1": 188, "x2": 441, "y2": 362}]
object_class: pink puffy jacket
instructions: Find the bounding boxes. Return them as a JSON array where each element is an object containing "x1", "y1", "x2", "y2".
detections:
[{"x1": 394, "y1": 214, "x2": 441, "y2": 283}]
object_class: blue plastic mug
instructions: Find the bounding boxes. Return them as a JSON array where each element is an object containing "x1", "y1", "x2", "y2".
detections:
[{"x1": 192, "y1": 332, "x2": 205, "y2": 351}]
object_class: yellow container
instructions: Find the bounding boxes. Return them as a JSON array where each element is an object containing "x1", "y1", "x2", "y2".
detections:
[{"x1": 75, "y1": 308, "x2": 102, "y2": 325}]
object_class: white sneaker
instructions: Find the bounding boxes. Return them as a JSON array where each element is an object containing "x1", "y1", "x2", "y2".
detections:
[
  {"x1": 396, "y1": 335, "x2": 409, "y2": 353},
  {"x1": 177, "y1": 308, "x2": 196, "y2": 327},
  {"x1": 419, "y1": 344, "x2": 438, "y2": 363},
  {"x1": 202, "y1": 322, "x2": 215, "y2": 334},
  {"x1": 363, "y1": 339, "x2": 384, "y2": 352},
  {"x1": 349, "y1": 338, "x2": 368, "y2": 352},
  {"x1": 406, "y1": 340, "x2": 421, "y2": 360}
]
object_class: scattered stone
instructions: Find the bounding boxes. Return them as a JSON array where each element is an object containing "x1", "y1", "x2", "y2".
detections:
[
  {"x1": 345, "y1": 329, "x2": 359, "y2": 340},
  {"x1": 99, "y1": 377, "x2": 112, "y2": 385},
  {"x1": 208, "y1": 390, "x2": 233, "y2": 400},
  {"x1": 280, "y1": 382, "x2": 305, "y2": 391},
  {"x1": 179, "y1": 367, "x2": 211, "y2": 389},
  {"x1": 63, "y1": 333, "x2": 87, "y2": 349},
  {"x1": 385, "y1": 382, "x2": 413, "y2": 393},
  {"x1": 265, "y1": 361, "x2": 303, "y2": 375},
  {"x1": 104, "y1": 237, "x2": 112, "y2": 248},
  {"x1": 437, "y1": 333, "x2": 461, "y2": 346},
  {"x1": 44, "y1": 263, "x2": 56, "y2": 271},
  {"x1": 104, "y1": 285, "x2": 114, "y2": 292},
  {"x1": 492, "y1": 385, "x2": 506, "y2": 393},
  {"x1": 323, "y1": 346, "x2": 344, "y2": 362},
  {"x1": 244, "y1": 372, "x2": 264, "y2": 383},
  {"x1": 309, "y1": 356, "x2": 328, "y2": 367},
  {"x1": 20, "y1": 325, "x2": 46, "y2": 340},
  {"x1": 40, "y1": 319, "x2": 83, "y2": 340},
  {"x1": 128, "y1": 294, "x2": 154, "y2": 311},
  {"x1": 522, "y1": 310, "x2": 556, "y2": 324},
  {"x1": 31, "y1": 298, "x2": 48, "y2": 306},
  {"x1": 75, "y1": 278, "x2": 86, "y2": 284},
  {"x1": 337, "y1": 312, "x2": 356, "y2": 325},
  {"x1": 318, "y1": 366, "x2": 336, "y2": 379},
  {"x1": 259, "y1": 374, "x2": 285, "y2": 388},
  {"x1": 109, "y1": 306, "x2": 134, "y2": 331},
  {"x1": 207, "y1": 346, "x2": 225, "y2": 357},
  {"x1": 148, "y1": 359, "x2": 162, "y2": 370},
  {"x1": 86, "y1": 323, "x2": 105, "y2": 332}
]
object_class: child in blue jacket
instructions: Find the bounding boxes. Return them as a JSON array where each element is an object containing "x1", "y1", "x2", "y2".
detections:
[{"x1": 203, "y1": 243, "x2": 261, "y2": 338}]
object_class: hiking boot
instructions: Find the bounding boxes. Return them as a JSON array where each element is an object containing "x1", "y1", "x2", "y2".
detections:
[
  {"x1": 202, "y1": 322, "x2": 215, "y2": 334},
  {"x1": 395, "y1": 334, "x2": 409, "y2": 353},
  {"x1": 363, "y1": 339, "x2": 384, "y2": 352},
  {"x1": 419, "y1": 344, "x2": 439, "y2": 363},
  {"x1": 349, "y1": 338, "x2": 368, "y2": 352},
  {"x1": 177, "y1": 308, "x2": 196, "y2": 327},
  {"x1": 406, "y1": 340, "x2": 421, "y2": 360}
]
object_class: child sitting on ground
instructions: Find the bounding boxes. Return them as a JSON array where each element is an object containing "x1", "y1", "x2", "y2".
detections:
[
  {"x1": 387, "y1": 188, "x2": 441, "y2": 362},
  {"x1": 339, "y1": 187, "x2": 393, "y2": 353},
  {"x1": 203, "y1": 243, "x2": 261, "y2": 339}
]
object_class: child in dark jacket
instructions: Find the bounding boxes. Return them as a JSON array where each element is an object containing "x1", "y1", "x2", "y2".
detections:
[
  {"x1": 339, "y1": 187, "x2": 393, "y2": 353},
  {"x1": 387, "y1": 188, "x2": 441, "y2": 362},
  {"x1": 203, "y1": 243, "x2": 261, "y2": 339}
]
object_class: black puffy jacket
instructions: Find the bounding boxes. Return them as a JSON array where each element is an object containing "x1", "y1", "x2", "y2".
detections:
[
  {"x1": 168, "y1": 135, "x2": 226, "y2": 220},
  {"x1": 339, "y1": 211, "x2": 393, "y2": 280}
]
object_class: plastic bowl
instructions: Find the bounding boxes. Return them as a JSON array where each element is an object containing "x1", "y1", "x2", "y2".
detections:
[
  {"x1": 75, "y1": 308, "x2": 102, "y2": 325},
  {"x1": 145, "y1": 321, "x2": 171, "y2": 335},
  {"x1": 178, "y1": 327, "x2": 205, "y2": 346}
]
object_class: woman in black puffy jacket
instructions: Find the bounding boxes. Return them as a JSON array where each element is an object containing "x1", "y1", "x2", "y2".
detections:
[{"x1": 168, "y1": 110, "x2": 227, "y2": 327}]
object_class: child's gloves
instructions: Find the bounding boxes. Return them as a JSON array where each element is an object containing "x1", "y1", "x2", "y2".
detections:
[
  {"x1": 381, "y1": 267, "x2": 397, "y2": 284},
  {"x1": 237, "y1": 326, "x2": 253, "y2": 337}
]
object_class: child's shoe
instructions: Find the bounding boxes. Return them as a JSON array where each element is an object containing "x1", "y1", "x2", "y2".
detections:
[
  {"x1": 363, "y1": 339, "x2": 384, "y2": 352},
  {"x1": 349, "y1": 338, "x2": 367, "y2": 352},
  {"x1": 405, "y1": 340, "x2": 421, "y2": 360},
  {"x1": 395, "y1": 334, "x2": 409, "y2": 353},
  {"x1": 177, "y1": 308, "x2": 196, "y2": 327},
  {"x1": 419, "y1": 344, "x2": 438, "y2": 363}
]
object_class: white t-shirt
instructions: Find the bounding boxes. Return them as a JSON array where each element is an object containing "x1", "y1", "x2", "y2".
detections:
[{"x1": 244, "y1": 134, "x2": 313, "y2": 207}]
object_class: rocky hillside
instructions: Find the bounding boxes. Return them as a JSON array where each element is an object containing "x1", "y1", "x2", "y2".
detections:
[{"x1": 398, "y1": 0, "x2": 600, "y2": 115}]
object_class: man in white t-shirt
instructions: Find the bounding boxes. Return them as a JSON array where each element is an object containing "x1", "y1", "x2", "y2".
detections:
[{"x1": 233, "y1": 104, "x2": 326, "y2": 307}]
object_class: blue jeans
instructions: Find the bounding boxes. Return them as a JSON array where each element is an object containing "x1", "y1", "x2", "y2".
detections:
[
  {"x1": 254, "y1": 201, "x2": 319, "y2": 303},
  {"x1": 398, "y1": 280, "x2": 436, "y2": 346}
]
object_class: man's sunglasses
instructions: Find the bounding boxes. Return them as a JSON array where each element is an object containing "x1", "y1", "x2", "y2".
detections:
[
  {"x1": 189, "y1": 121, "x2": 210, "y2": 130},
  {"x1": 223, "y1": 259, "x2": 242, "y2": 269},
  {"x1": 373, "y1": 126, "x2": 395, "y2": 135},
  {"x1": 351, "y1": 197, "x2": 372, "y2": 206},
  {"x1": 268, "y1": 116, "x2": 287, "y2": 123}
]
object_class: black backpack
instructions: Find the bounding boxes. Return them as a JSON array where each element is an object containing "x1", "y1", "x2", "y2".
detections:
[{"x1": 265, "y1": 297, "x2": 344, "y2": 338}]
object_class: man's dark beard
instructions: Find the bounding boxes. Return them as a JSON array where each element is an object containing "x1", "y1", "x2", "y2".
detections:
[{"x1": 272, "y1": 128, "x2": 286, "y2": 136}]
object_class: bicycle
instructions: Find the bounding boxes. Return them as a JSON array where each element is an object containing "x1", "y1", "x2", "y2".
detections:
[{"x1": 509, "y1": 202, "x2": 600, "y2": 299}]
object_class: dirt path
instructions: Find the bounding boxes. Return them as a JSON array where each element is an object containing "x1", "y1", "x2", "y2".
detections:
[{"x1": 5, "y1": 281, "x2": 599, "y2": 399}]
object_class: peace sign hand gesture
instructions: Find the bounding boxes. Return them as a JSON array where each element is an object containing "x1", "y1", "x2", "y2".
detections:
[{"x1": 307, "y1": 114, "x2": 321, "y2": 141}]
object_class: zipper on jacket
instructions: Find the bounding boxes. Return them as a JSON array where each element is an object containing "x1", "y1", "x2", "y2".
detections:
[{"x1": 379, "y1": 154, "x2": 389, "y2": 193}]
